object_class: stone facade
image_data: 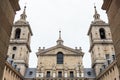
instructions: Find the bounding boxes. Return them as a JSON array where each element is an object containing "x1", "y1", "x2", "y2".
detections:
[
  {"x1": 36, "y1": 32, "x2": 85, "y2": 79},
  {"x1": 4, "y1": 2, "x2": 120, "y2": 80},
  {"x1": 0, "y1": 0, "x2": 20, "y2": 79},
  {"x1": 102, "y1": 0, "x2": 120, "y2": 73}
]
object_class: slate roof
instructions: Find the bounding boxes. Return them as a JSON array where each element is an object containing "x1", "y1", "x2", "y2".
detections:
[{"x1": 24, "y1": 68, "x2": 96, "y2": 79}]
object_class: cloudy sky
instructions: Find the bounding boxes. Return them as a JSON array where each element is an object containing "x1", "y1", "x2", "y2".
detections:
[{"x1": 15, "y1": 0, "x2": 108, "y2": 68}]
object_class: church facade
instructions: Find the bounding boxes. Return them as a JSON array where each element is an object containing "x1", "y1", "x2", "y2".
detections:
[
  {"x1": 3, "y1": 6, "x2": 119, "y2": 80},
  {"x1": 35, "y1": 31, "x2": 95, "y2": 80}
]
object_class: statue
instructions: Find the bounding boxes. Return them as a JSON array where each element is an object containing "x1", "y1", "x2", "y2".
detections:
[
  {"x1": 64, "y1": 63, "x2": 68, "y2": 71},
  {"x1": 76, "y1": 62, "x2": 84, "y2": 77},
  {"x1": 52, "y1": 63, "x2": 56, "y2": 77},
  {"x1": 39, "y1": 62, "x2": 44, "y2": 72},
  {"x1": 52, "y1": 63, "x2": 56, "y2": 71}
]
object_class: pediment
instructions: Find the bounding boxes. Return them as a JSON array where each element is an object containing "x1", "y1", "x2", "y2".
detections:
[{"x1": 36, "y1": 44, "x2": 84, "y2": 56}]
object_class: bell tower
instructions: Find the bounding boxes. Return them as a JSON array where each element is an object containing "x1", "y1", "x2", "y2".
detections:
[
  {"x1": 87, "y1": 6, "x2": 115, "y2": 76},
  {"x1": 7, "y1": 6, "x2": 33, "y2": 76}
]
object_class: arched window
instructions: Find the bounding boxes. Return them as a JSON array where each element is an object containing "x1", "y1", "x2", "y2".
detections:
[
  {"x1": 99, "y1": 28, "x2": 106, "y2": 39},
  {"x1": 15, "y1": 28, "x2": 21, "y2": 39},
  {"x1": 57, "y1": 52, "x2": 64, "y2": 64}
]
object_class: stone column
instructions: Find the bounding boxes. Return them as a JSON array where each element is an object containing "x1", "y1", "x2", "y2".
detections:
[
  {"x1": 76, "y1": 71, "x2": 80, "y2": 77},
  {"x1": 53, "y1": 71, "x2": 56, "y2": 78},
  {"x1": 64, "y1": 71, "x2": 67, "y2": 78}
]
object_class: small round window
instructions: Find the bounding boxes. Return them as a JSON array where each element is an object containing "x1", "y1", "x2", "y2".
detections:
[{"x1": 13, "y1": 46, "x2": 17, "y2": 50}]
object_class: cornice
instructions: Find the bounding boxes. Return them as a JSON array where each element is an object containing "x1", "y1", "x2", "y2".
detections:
[
  {"x1": 89, "y1": 40, "x2": 113, "y2": 52},
  {"x1": 39, "y1": 54, "x2": 82, "y2": 56},
  {"x1": 87, "y1": 22, "x2": 109, "y2": 35},
  {"x1": 13, "y1": 23, "x2": 33, "y2": 36},
  {"x1": 10, "y1": 42, "x2": 32, "y2": 52}
]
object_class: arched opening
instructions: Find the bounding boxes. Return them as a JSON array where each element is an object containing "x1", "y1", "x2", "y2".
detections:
[
  {"x1": 99, "y1": 28, "x2": 106, "y2": 39},
  {"x1": 15, "y1": 28, "x2": 21, "y2": 39},
  {"x1": 57, "y1": 52, "x2": 64, "y2": 64}
]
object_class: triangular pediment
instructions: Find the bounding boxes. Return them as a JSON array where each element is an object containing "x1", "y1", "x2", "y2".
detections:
[{"x1": 36, "y1": 44, "x2": 84, "y2": 57}]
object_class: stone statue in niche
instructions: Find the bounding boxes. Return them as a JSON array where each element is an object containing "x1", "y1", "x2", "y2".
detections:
[
  {"x1": 52, "y1": 63, "x2": 56, "y2": 77},
  {"x1": 39, "y1": 62, "x2": 44, "y2": 72},
  {"x1": 78, "y1": 62, "x2": 82, "y2": 72},
  {"x1": 75, "y1": 62, "x2": 83, "y2": 77},
  {"x1": 52, "y1": 63, "x2": 56, "y2": 71},
  {"x1": 64, "y1": 63, "x2": 68, "y2": 71}
]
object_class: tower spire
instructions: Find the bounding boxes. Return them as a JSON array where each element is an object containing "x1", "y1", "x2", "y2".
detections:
[
  {"x1": 56, "y1": 30, "x2": 64, "y2": 45},
  {"x1": 93, "y1": 5, "x2": 100, "y2": 21},
  {"x1": 20, "y1": 6, "x2": 27, "y2": 20}
]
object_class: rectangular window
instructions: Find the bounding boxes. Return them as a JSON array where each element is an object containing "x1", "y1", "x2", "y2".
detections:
[
  {"x1": 105, "y1": 54, "x2": 109, "y2": 59},
  {"x1": 58, "y1": 71, "x2": 62, "y2": 77},
  {"x1": 12, "y1": 54, "x2": 15, "y2": 59},
  {"x1": 46, "y1": 71, "x2": 50, "y2": 77},
  {"x1": 70, "y1": 71, "x2": 74, "y2": 78},
  {"x1": 112, "y1": 55, "x2": 115, "y2": 60}
]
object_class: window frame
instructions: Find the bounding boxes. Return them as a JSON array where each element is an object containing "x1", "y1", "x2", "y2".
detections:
[
  {"x1": 46, "y1": 71, "x2": 51, "y2": 77},
  {"x1": 70, "y1": 71, "x2": 74, "y2": 78},
  {"x1": 12, "y1": 54, "x2": 15, "y2": 59},
  {"x1": 58, "y1": 71, "x2": 62, "y2": 77},
  {"x1": 57, "y1": 52, "x2": 64, "y2": 64},
  {"x1": 15, "y1": 28, "x2": 21, "y2": 39},
  {"x1": 99, "y1": 28, "x2": 106, "y2": 39}
]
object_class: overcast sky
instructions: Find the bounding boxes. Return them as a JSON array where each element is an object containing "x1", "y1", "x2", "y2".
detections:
[{"x1": 15, "y1": 0, "x2": 108, "y2": 68}]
